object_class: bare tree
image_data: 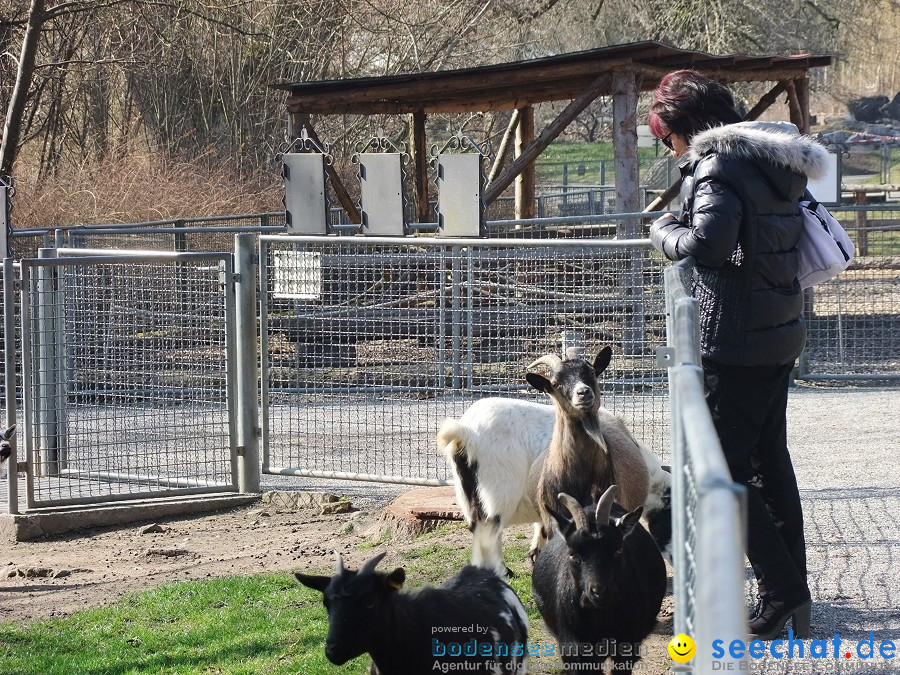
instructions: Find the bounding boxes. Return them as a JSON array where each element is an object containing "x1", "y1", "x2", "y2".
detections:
[{"x1": 1, "y1": 0, "x2": 45, "y2": 175}]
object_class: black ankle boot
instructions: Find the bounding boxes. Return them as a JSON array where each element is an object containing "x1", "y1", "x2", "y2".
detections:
[{"x1": 749, "y1": 586, "x2": 811, "y2": 640}]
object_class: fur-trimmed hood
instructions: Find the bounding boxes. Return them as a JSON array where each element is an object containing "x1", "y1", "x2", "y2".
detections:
[{"x1": 688, "y1": 121, "x2": 830, "y2": 180}]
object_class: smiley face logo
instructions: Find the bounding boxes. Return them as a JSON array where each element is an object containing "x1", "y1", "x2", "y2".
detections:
[{"x1": 668, "y1": 633, "x2": 696, "y2": 663}]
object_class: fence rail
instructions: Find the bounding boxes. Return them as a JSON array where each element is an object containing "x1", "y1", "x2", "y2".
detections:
[{"x1": 664, "y1": 258, "x2": 748, "y2": 674}]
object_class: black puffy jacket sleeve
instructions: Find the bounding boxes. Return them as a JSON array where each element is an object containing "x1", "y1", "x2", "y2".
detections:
[{"x1": 650, "y1": 168, "x2": 744, "y2": 267}]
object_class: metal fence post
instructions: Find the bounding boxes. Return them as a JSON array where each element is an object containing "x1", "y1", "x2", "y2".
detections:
[
  {"x1": 450, "y1": 245, "x2": 462, "y2": 389},
  {"x1": 4, "y1": 256, "x2": 19, "y2": 513},
  {"x1": 35, "y1": 247, "x2": 59, "y2": 477},
  {"x1": 235, "y1": 233, "x2": 260, "y2": 492}
]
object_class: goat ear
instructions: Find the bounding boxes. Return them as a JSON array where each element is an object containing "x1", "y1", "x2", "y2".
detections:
[
  {"x1": 384, "y1": 567, "x2": 405, "y2": 591},
  {"x1": 616, "y1": 507, "x2": 643, "y2": 538},
  {"x1": 294, "y1": 572, "x2": 331, "y2": 593},
  {"x1": 1, "y1": 425, "x2": 14, "y2": 441},
  {"x1": 526, "y1": 372, "x2": 552, "y2": 393},
  {"x1": 593, "y1": 347, "x2": 612, "y2": 376}
]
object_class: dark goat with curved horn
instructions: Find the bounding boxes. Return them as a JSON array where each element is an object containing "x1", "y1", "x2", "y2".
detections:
[
  {"x1": 532, "y1": 485, "x2": 666, "y2": 672},
  {"x1": 295, "y1": 551, "x2": 529, "y2": 674}
]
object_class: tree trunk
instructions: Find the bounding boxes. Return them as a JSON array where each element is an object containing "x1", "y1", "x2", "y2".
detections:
[{"x1": 0, "y1": 0, "x2": 46, "y2": 176}]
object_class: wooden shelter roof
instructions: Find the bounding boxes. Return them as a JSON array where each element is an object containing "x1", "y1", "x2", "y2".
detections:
[{"x1": 274, "y1": 40, "x2": 832, "y2": 115}]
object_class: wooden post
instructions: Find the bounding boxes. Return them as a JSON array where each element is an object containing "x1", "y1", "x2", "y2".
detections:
[
  {"x1": 612, "y1": 70, "x2": 644, "y2": 356},
  {"x1": 612, "y1": 71, "x2": 640, "y2": 235},
  {"x1": 784, "y1": 80, "x2": 804, "y2": 133},
  {"x1": 291, "y1": 112, "x2": 361, "y2": 225},
  {"x1": 794, "y1": 76, "x2": 811, "y2": 134},
  {"x1": 515, "y1": 105, "x2": 536, "y2": 221},
  {"x1": 410, "y1": 110, "x2": 429, "y2": 222}
]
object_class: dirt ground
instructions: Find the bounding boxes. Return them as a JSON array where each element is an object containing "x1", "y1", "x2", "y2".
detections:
[{"x1": 0, "y1": 497, "x2": 675, "y2": 674}]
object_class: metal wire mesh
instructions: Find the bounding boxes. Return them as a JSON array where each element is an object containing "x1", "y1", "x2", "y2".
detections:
[
  {"x1": 680, "y1": 444, "x2": 700, "y2": 637},
  {"x1": 19, "y1": 253, "x2": 237, "y2": 507},
  {"x1": 260, "y1": 236, "x2": 670, "y2": 484},
  {"x1": 802, "y1": 206, "x2": 900, "y2": 379},
  {"x1": 1, "y1": 262, "x2": 23, "y2": 514}
]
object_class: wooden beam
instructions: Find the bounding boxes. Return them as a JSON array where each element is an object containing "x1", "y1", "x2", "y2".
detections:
[
  {"x1": 291, "y1": 113, "x2": 361, "y2": 225},
  {"x1": 657, "y1": 67, "x2": 821, "y2": 84},
  {"x1": 484, "y1": 73, "x2": 612, "y2": 205},
  {"x1": 287, "y1": 65, "x2": 823, "y2": 115},
  {"x1": 795, "y1": 76, "x2": 811, "y2": 134},
  {"x1": 515, "y1": 105, "x2": 536, "y2": 221},
  {"x1": 784, "y1": 80, "x2": 804, "y2": 132},
  {"x1": 487, "y1": 109, "x2": 520, "y2": 185},
  {"x1": 644, "y1": 180, "x2": 682, "y2": 213},
  {"x1": 612, "y1": 71, "x2": 641, "y2": 235},
  {"x1": 284, "y1": 59, "x2": 636, "y2": 109},
  {"x1": 410, "y1": 111, "x2": 429, "y2": 222},
  {"x1": 743, "y1": 81, "x2": 788, "y2": 121}
]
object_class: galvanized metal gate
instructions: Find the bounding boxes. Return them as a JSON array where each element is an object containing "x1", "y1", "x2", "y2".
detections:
[
  {"x1": 258, "y1": 234, "x2": 670, "y2": 485},
  {"x1": 8, "y1": 248, "x2": 240, "y2": 509}
]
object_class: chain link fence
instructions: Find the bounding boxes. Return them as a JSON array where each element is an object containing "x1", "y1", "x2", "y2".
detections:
[
  {"x1": 663, "y1": 258, "x2": 748, "y2": 674},
  {"x1": 259, "y1": 235, "x2": 670, "y2": 485},
  {"x1": 799, "y1": 205, "x2": 900, "y2": 380}
]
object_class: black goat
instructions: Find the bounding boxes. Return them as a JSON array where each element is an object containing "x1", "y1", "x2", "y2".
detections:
[
  {"x1": 296, "y1": 551, "x2": 529, "y2": 675},
  {"x1": 531, "y1": 485, "x2": 666, "y2": 672}
]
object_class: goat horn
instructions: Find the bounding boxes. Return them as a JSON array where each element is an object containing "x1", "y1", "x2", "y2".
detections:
[
  {"x1": 358, "y1": 551, "x2": 387, "y2": 576},
  {"x1": 527, "y1": 353, "x2": 563, "y2": 371},
  {"x1": 594, "y1": 485, "x2": 619, "y2": 526},
  {"x1": 557, "y1": 493, "x2": 588, "y2": 532},
  {"x1": 564, "y1": 346, "x2": 583, "y2": 360},
  {"x1": 334, "y1": 551, "x2": 346, "y2": 576}
]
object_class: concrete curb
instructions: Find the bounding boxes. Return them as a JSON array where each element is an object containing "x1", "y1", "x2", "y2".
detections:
[{"x1": 0, "y1": 492, "x2": 260, "y2": 542}]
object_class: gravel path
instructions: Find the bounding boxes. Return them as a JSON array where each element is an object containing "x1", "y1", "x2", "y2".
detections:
[{"x1": 740, "y1": 383, "x2": 899, "y2": 673}]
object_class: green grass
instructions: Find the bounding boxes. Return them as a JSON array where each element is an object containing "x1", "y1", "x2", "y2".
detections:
[
  {"x1": 860, "y1": 148, "x2": 900, "y2": 185},
  {"x1": 535, "y1": 142, "x2": 665, "y2": 185},
  {"x1": 539, "y1": 142, "x2": 661, "y2": 163},
  {"x1": 0, "y1": 532, "x2": 551, "y2": 675},
  {"x1": 0, "y1": 528, "x2": 615, "y2": 675},
  {"x1": 0, "y1": 574, "x2": 371, "y2": 674}
]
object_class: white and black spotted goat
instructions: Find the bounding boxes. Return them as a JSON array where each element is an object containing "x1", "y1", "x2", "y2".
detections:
[
  {"x1": 295, "y1": 550, "x2": 529, "y2": 675},
  {"x1": 438, "y1": 348, "x2": 672, "y2": 578},
  {"x1": 0, "y1": 425, "x2": 13, "y2": 480}
]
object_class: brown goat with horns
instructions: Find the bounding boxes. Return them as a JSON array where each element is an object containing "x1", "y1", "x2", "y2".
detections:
[{"x1": 525, "y1": 347, "x2": 650, "y2": 555}]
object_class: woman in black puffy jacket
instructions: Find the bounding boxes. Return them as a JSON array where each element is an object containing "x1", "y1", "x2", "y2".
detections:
[{"x1": 648, "y1": 70, "x2": 829, "y2": 640}]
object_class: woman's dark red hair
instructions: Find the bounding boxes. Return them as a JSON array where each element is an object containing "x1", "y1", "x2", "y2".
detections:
[{"x1": 648, "y1": 70, "x2": 742, "y2": 142}]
